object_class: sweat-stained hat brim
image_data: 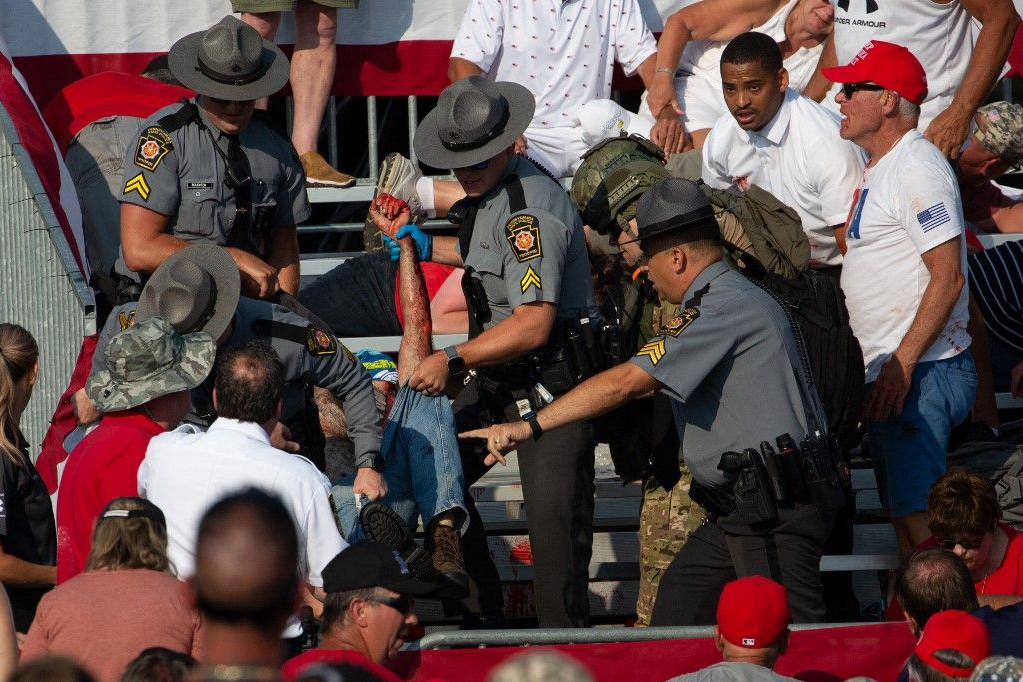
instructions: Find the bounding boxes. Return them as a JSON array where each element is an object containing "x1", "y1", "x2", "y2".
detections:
[
  {"x1": 168, "y1": 23, "x2": 290, "y2": 101},
  {"x1": 413, "y1": 81, "x2": 535, "y2": 169},
  {"x1": 85, "y1": 322, "x2": 216, "y2": 413}
]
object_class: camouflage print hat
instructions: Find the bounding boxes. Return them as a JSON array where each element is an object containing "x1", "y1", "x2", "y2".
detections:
[
  {"x1": 85, "y1": 316, "x2": 216, "y2": 412},
  {"x1": 975, "y1": 101, "x2": 1023, "y2": 165}
]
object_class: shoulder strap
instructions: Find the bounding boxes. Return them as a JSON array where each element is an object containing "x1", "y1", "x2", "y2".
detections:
[
  {"x1": 251, "y1": 318, "x2": 307, "y2": 345},
  {"x1": 505, "y1": 174, "x2": 526, "y2": 213},
  {"x1": 157, "y1": 99, "x2": 200, "y2": 133}
]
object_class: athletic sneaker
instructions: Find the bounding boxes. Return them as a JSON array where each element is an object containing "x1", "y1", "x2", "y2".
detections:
[
  {"x1": 364, "y1": 153, "x2": 426, "y2": 253},
  {"x1": 300, "y1": 151, "x2": 356, "y2": 188}
]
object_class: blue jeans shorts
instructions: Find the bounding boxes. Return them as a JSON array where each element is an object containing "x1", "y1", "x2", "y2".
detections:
[{"x1": 869, "y1": 351, "x2": 977, "y2": 517}]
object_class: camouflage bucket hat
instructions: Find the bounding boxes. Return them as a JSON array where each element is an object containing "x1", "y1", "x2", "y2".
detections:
[
  {"x1": 975, "y1": 101, "x2": 1023, "y2": 165},
  {"x1": 86, "y1": 316, "x2": 216, "y2": 412}
]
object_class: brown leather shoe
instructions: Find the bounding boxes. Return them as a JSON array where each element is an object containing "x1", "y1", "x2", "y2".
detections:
[
  {"x1": 426, "y1": 520, "x2": 469, "y2": 600},
  {"x1": 300, "y1": 151, "x2": 356, "y2": 188}
]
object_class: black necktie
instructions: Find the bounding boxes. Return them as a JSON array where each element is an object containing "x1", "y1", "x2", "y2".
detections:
[{"x1": 225, "y1": 134, "x2": 252, "y2": 249}]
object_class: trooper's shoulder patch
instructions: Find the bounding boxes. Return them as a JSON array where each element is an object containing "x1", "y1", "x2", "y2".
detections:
[
  {"x1": 505, "y1": 214, "x2": 542, "y2": 263},
  {"x1": 305, "y1": 325, "x2": 337, "y2": 356},
  {"x1": 117, "y1": 309, "x2": 136, "y2": 331},
  {"x1": 661, "y1": 307, "x2": 700, "y2": 338},
  {"x1": 133, "y1": 126, "x2": 173, "y2": 172}
]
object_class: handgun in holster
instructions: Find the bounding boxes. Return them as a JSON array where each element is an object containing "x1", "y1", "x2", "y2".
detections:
[
  {"x1": 689, "y1": 479, "x2": 736, "y2": 521},
  {"x1": 719, "y1": 449, "x2": 779, "y2": 527},
  {"x1": 799, "y1": 431, "x2": 845, "y2": 518}
]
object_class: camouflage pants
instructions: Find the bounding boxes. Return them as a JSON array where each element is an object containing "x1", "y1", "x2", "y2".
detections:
[{"x1": 635, "y1": 463, "x2": 706, "y2": 625}]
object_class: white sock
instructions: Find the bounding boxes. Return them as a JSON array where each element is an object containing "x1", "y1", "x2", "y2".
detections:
[{"x1": 416, "y1": 176, "x2": 437, "y2": 218}]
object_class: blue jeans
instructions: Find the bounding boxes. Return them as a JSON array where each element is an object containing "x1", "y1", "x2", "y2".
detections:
[
  {"x1": 869, "y1": 352, "x2": 977, "y2": 517},
  {"x1": 332, "y1": 386, "x2": 467, "y2": 540}
]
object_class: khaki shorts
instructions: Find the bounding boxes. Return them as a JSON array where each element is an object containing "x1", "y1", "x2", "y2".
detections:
[{"x1": 232, "y1": 0, "x2": 358, "y2": 12}]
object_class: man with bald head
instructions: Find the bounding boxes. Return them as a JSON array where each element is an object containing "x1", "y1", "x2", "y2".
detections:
[{"x1": 191, "y1": 488, "x2": 301, "y2": 671}]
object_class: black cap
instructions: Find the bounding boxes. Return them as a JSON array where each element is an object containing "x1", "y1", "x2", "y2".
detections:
[
  {"x1": 321, "y1": 542, "x2": 437, "y2": 596},
  {"x1": 619, "y1": 177, "x2": 717, "y2": 245}
]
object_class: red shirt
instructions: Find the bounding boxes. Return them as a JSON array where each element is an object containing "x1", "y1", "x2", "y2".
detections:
[
  {"x1": 41, "y1": 72, "x2": 193, "y2": 153},
  {"x1": 55, "y1": 410, "x2": 165, "y2": 584},
  {"x1": 281, "y1": 648, "x2": 402, "y2": 682}
]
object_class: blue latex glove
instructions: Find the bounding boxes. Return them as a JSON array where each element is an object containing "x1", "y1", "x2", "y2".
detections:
[{"x1": 382, "y1": 224, "x2": 432, "y2": 262}]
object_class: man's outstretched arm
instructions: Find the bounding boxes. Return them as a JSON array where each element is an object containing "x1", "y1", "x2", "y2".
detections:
[{"x1": 396, "y1": 236, "x2": 433, "y2": 384}]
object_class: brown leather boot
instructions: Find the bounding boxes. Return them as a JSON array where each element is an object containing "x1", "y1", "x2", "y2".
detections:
[
  {"x1": 426, "y1": 520, "x2": 469, "y2": 600},
  {"x1": 300, "y1": 151, "x2": 356, "y2": 188}
]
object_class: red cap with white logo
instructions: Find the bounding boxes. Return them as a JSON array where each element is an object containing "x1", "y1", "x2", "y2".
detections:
[
  {"x1": 716, "y1": 576, "x2": 790, "y2": 649},
  {"x1": 822, "y1": 40, "x2": 928, "y2": 105}
]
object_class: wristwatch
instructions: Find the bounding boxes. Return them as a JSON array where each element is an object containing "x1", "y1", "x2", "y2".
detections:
[
  {"x1": 444, "y1": 345, "x2": 466, "y2": 377},
  {"x1": 362, "y1": 452, "x2": 386, "y2": 473}
]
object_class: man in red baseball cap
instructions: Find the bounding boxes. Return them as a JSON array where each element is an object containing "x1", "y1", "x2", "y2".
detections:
[
  {"x1": 669, "y1": 576, "x2": 798, "y2": 681},
  {"x1": 822, "y1": 41, "x2": 975, "y2": 560},
  {"x1": 906, "y1": 610, "x2": 990, "y2": 680}
]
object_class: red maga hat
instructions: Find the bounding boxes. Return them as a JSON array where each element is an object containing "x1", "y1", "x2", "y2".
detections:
[
  {"x1": 822, "y1": 40, "x2": 928, "y2": 105},
  {"x1": 717, "y1": 576, "x2": 790, "y2": 649},
  {"x1": 915, "y1": 610, "x2": 991, "y2": 678}
]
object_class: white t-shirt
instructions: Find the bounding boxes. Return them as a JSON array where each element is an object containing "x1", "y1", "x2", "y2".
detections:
[
  {"x1": 138, "y1": 418, "x2": 346, "y2": 585},
  {"x1": 667, "y1": 0, "x2": 824, "y2": 130},
  {"x1": 450, "y1": 0, "x2": 656, "y2": 130},
  {"x1": 822, "y1": 0, "x2": 973, "y2": 131},
  {"x1": 840, "y1": 129, "x2": 971, "y2": 382},
  {"x1": 702, "y1": 89, "x2": 864, "y2": 267}
]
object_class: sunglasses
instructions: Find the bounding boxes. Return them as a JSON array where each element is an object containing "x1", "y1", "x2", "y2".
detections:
[
  {"x1": 208, "y1": 97, "x2": 255, "y2": 106},
  {"x1": 457, "y1": 159, "x2": 490, "y2": 172},
  {"x1": 933, "y1": 535, "x2": 985, "y2": 551},
  {"x1": 841, "y1": 82, "x2": 886, "y2": 99},
  {"x1": 364, "y1": 594, "x2": 414, "y2": 615}
]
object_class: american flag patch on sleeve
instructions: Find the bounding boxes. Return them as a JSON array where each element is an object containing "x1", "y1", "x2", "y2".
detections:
[{"x1": 916, "y1": 202, "x2": 950, "y2": 232}]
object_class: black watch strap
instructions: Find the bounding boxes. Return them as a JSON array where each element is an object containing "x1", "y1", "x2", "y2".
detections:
[{"x1": 524, "y1": 412, "x2": 543, "y2": 440}]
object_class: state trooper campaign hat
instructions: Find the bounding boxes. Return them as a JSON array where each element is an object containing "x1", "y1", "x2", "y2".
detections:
[
  {"x1": 975, "y1": 101, "x2": 1023, "y2": 166},
  {"x1": 414, "y1": 75, "x2": 535, "y2": 170},
  {"x1": 168, "y1": 15, "x2": 290, "y2": 101},
  {"x1": 137, "y1": 244, "x2": 241, "y2": 342},
  {"x1": 86, "y1": 317, "x2": 216, "y2": 413},
  {"x1": 321, "y1": 542, "x2": 437, "y2": 596},
  {"x1": 619, "y1": 177, "x2": 718, "y2": 245}
]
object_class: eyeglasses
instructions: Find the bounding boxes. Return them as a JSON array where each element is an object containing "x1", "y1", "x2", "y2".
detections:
[
  {"x1": 457, "y1": 159, "x2": 490, "y2": 172},
  {"x1": 841, "y1": 82, "x2": 886, "y2": 99},
  {"x1": 363, "y1": 594, "x2": 414, "y2": 615},
  {"x1": 933, "y1": 534, "x2": 985, "y2": 551}
]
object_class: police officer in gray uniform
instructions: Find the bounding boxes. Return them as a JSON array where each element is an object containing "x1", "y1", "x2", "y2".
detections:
[
  {"x1": 390, "y1": 76, "x2": 601, "y2": 628},
  {"x1": 466, "y1": 178, "x2": 842, "y2": 627},
  {"x1": 84, "y1": 245, "x2": 387, "y2": 501},
  {"x1": 118, "y1": 15, "x2": 308, "y2": 301}
]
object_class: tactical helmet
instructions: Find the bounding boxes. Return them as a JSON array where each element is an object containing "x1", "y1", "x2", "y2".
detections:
[{"x1": 571, "y1": 134, "x2": 666, "y2": 235}]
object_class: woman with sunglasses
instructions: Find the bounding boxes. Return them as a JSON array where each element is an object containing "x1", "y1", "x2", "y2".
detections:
[
  {"x1": 20, "y1": 497, "x2": 201, "y2": 682},
  {"x1": 923, "y1": 467, "x2": 1023, "y2": 609}
]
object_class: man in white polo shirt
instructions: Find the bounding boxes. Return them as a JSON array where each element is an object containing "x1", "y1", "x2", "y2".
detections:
[
  {"x1": 701, "y1": 31, "x2": 864, "y2": 271},
  {"x1": 139, "y1": 341, "x2": 345, "y2": 586},
  {"x1": 823, "y1": 41, "x2": 975, "y2": 556}
]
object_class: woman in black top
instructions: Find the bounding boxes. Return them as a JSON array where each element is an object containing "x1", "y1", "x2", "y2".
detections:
[{"x1": 0, "y1": 324, "x2": 56, "y2": 632}]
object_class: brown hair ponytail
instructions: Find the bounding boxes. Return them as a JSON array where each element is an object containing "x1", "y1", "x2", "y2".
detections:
[{"x1": 0, "y1": 323, "x2": 38, "y2": 465}]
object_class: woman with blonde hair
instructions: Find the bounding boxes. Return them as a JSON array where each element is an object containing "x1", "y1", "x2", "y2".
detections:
[
  {"x1": 21, "y1": 497, "x2": 201, "y2": 682},
  {"x1": 0, "y1": 323, "x2": 56, "y2": 632}
]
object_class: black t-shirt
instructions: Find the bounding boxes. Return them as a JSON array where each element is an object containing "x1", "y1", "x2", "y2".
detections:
[
  {"x1": 0, "y1": 433, "x2": 56, "y2": 632},
  {"x1": 298, "y1": 252, "x2": 402, "y2": 337}
]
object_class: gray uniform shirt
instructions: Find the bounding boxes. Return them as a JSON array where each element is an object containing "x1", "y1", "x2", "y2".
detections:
[
  {"x1": 118, "y1": 98, "x2": 311, "y2": 270},
  {"x1": 459, "y1": 155, "x2": 598, "y2": 329},
  {"x1": 628, "y1": 261, "x2": 824, "y2": 488},
  {"x1": 95, "y1": 298, "x2": 383, "y2": 469}
]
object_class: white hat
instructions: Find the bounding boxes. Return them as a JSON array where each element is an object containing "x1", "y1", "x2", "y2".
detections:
[{"x1": 576, "y1": 99, "x2": 651, "y2": 147}]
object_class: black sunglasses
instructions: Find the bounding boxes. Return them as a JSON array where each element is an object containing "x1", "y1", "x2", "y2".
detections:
[
  {"x1": 364, "y1": 594, "x2": 414, "y2": 614},
  {"x1": 933, "y1": 534, "x2": 985, "y2": 551},
  {"x1": 457, "y1": 159, "x2": 490, "y2": 172},
  {"x1": 841, "y1": 82, "x2": 886, "y2": 99}
]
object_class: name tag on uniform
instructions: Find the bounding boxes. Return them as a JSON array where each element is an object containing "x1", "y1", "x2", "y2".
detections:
[{"x1": 186, "y1": 181, "x2": 214, "y2": 190}]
